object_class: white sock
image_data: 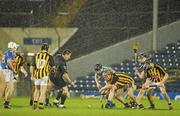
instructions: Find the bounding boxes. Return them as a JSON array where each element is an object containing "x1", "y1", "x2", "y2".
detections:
[{"x1": 54, "y1": 99, "x2": 59, "y2": 103}]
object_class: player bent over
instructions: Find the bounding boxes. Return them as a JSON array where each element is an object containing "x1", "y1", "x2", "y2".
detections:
[
  {"x1": 50, "y1": 50, "x2": 76, "y2": 109},
  {"x1": 100, "y1": 71, "x2": 144, "y2": 109},
  {"x1": 135, "y1": 54, "x2": 173, "y2": 110}
]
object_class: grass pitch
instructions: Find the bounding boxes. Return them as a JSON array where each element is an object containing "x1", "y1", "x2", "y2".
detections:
[{"x1": 0, "y1": 97, "x2": 180, "y2": 116}]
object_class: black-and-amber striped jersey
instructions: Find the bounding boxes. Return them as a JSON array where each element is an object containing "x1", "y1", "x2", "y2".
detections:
[
  {"x1": 32, "y1": 51, "x2": 54, "y2": 79},
  {"x1": 145, "y1": 64, "x2": 166, "y2": 83},
  {"x1": 14, "y1": 54, "x2": 25, "y2": 72},
  {"x1": 110, "y1": 73, "x2": 134, "y2": 89}
]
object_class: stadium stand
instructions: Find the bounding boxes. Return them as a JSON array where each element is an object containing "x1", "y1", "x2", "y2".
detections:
[
  {"x1": 70, "y1": 41, "x2": 180, "y2": 94},
  {"x1": 0, "y1": 0, "x2": 68, "y2": 27},
  {"x1": 60, "y1": 0, "x2": 180, "y2": 59}
]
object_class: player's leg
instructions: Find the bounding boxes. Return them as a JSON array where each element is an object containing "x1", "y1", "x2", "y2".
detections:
[
  {"x1": 33, "y1": 79, "x2": 40, "y2": 109},
  {"x1": 3, "y1": 70, "x2": 14, "y2": 109},
  {"x1": 159, "y1": 85, "x2": 173, "y2": 110},
  {"x1": 45, "y1": 80, "x2": 52, "y2": 106},
  {"x1": 115, "y1": 88, "x2": 130, "y2": 108},
  {"x1": 29, "y1": 80, "x2": 35, "y2": 106},
  {"x1": 146, "y1": 87, "x2": 155, "y2": 109},
  {"x1": 128, "y1": 87, "x2": 145, "y2": 109},
  {"x1": 105, "y1": 85, "x2": 116, "y2": 108},
  {"x1": 53, "y1": 87, "x2": 63, "y2": 107},
  {"x1": 0, "y1": 70, "x2": 5, "y2": 99},
  {"x1": 136, "y1": 84, "x2": 146, "y2": 105},
  {"x1": 5, "y1": 81, "x2": 14, "y2": 101},
  {"x1": 38, "y1": 85, "x2": 47, "y2": 109},
  {"x1": 58, "y1": 86, "x2": 68, "y2": 108},
  {"x1": 4, "y1": 81, "x2": 14, "y2": 108},
  {"x1": 38, "y1": 77, "x2": 48, "y2": 109}
]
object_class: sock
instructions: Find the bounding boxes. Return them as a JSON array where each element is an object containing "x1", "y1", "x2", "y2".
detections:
[
  {"x1": 107, "y1": 100, "x2": 112, "y2": 105},
  {"x1": 124, "y1": 102, "x2": 129, "y2": 107},
  {"x1": 162, "y1": 93, "x2": 171, "y2": 103},
  {"x1": 168, "y1": 103, "x2": 172, "y2": 106},
  {"x1": 61, "y1": 94, "x2": 67, "y2": 105},
  {"x1": 45, "y1": 98, "x2": 49, "y2": 104},
  {"x1": 56, "y1": 91, "x2": 63, "y2": 100},
  {"x1": 4, "y1": 101, "x2": 9, "y2": 106},
  {"x1": 33, "y1": 101, "x2": 38, "y2": 105},
  {"x1": 147, "y1": 95, "x2": 154, "y2": 106},
  {"x1": 38, "y1": 102, "x2": 44, "y2": 109}
]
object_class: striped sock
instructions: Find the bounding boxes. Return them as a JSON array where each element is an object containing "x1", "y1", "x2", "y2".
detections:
[{"x1": 38, "y1": 102, "x2": 44, "y2": 109}]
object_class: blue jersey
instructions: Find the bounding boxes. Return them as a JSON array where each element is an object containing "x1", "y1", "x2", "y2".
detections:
[
  {"x1": 1, "y1": 50, "x2": 14, "y2": 69},
  {"x1": 0, "y1": 61, "x2": 2, "y2": 69}
]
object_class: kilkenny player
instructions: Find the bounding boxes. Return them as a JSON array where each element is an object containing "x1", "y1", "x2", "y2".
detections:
[
  {"x1": 100, "y1": 71, "x2": 143, "y2": 109},
  {"x1": 135, "y1": 53, "x2": 173, "y2": 110},
  {"x1": 94, "y1": 64, "x2": 132, "y2": 108},
  {"x1": 134, "y1": 53, "x2": 156, "y2": 109},
  {"x1": 14, "y1": 51, "x2": 28, "y2": 80},
  {"x1": 30, "y1": 43, "x2": 55, "y2": 109},
  {"x1": 94, "y1": 64, "x2": 115, "y2": 89}
]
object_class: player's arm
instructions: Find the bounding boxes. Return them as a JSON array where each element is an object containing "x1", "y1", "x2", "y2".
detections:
[
  {"x1": 49, "y1": 55, "x2": 55, "y2": 74},
  {"x1": 143, "y1": 78, "x2": 151, "y2": 89},
  {"x1": 7, "y1": 59, "x2": 17, "y2": 74},
  {"x1": 95, "y1": 73, "x2": 101, "y2": 89},
  {"x1": 30, "y1": 66, "x2": 35, "y2": 80},
  {"x1": 19, "y1": 58, "x2": 28, "y2": 77},
  {"x1": 30, "y1": 56, "x2": 36, "y2": 80},
  {"x1": 134, "y1": 68, "x2": 145, "y2": 79},
  {"x1": 60, "y1": 63, "x2": 76, "y2": 87},
  {"x1": 161, "y1": 73, "x2": 168, "y2": 83},
  {"x1": 20, "y1": 66, "x2": 28, "y2": 77},
  {"x1": 6, "y1": 51, "x2": 16, "y2": 73},
  {"x1": 157, "y1": 65, "x2": 168, "y2": 84},
  {"x1": 62, "y1": 73, "x2": 76, "y2": 87},
  {"x1": 99, "y1": 84, "x2": 113, "y2": 92},
  {"x1": 158, "y1": 72, "x2": 169, "y2": 87}
]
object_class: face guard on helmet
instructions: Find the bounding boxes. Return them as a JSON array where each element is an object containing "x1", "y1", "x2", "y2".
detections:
[{"x1": 94, "y1": 64, "x2": 103, "y2": 72}]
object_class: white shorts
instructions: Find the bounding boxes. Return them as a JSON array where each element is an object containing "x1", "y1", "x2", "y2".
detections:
[
  {"x1": 150, "y1": 82, "x2": 163, "y2": 86},
  {"x1": 34, "y1": 76, "x2": 48, "y2": 86},
  {"x1": 1, "y1": 69, "x2": 14, "y2": 82}
]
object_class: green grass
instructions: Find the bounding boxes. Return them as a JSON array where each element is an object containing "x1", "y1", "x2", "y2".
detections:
[{"x1": 0, "y1": 97, "x2": 180, "y2": 116}]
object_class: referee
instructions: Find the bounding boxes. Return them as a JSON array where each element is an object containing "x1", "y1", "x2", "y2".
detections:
[{"x1": 50, "y1": 49, "x2": 76, "y2": 109}]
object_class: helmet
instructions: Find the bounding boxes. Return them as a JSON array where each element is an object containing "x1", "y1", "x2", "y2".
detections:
[
  {"x1": 94, "y1": 63, "x2": 102, "y2": 71},
  {"x1": 8, "y1": 42, "x2": 18, "y2": 49},
  {"x1": 137, "y1": 53, "x2": 151, "y2": 64},
  {"x1": 41, "y1": 43, "x2": 49, "y2": 51}
]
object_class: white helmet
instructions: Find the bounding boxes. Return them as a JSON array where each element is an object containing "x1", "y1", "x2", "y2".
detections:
[{"x1": 8, "y1": 42, "x2": 18, "y2": 49}]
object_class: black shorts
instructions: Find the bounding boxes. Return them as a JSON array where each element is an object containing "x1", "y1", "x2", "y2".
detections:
[
  {"x1": 50, "y1": 77, "x2": 67, "y2": 89},
  {"x1": 54, "y1": 82, "x2": 67, "y2": 90}
]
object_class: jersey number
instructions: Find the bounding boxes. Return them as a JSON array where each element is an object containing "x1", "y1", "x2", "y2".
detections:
[{"x1": 37, "y1": 59, "x2": 46, "y2": 69}]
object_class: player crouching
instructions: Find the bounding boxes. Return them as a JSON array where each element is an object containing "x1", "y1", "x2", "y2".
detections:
[
  {"x1": 100, "y1": 71, "x2": 144, "y2": 109},
  {"x1": 135, "y1": 54, "x2": 173, "y2": 110}
]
